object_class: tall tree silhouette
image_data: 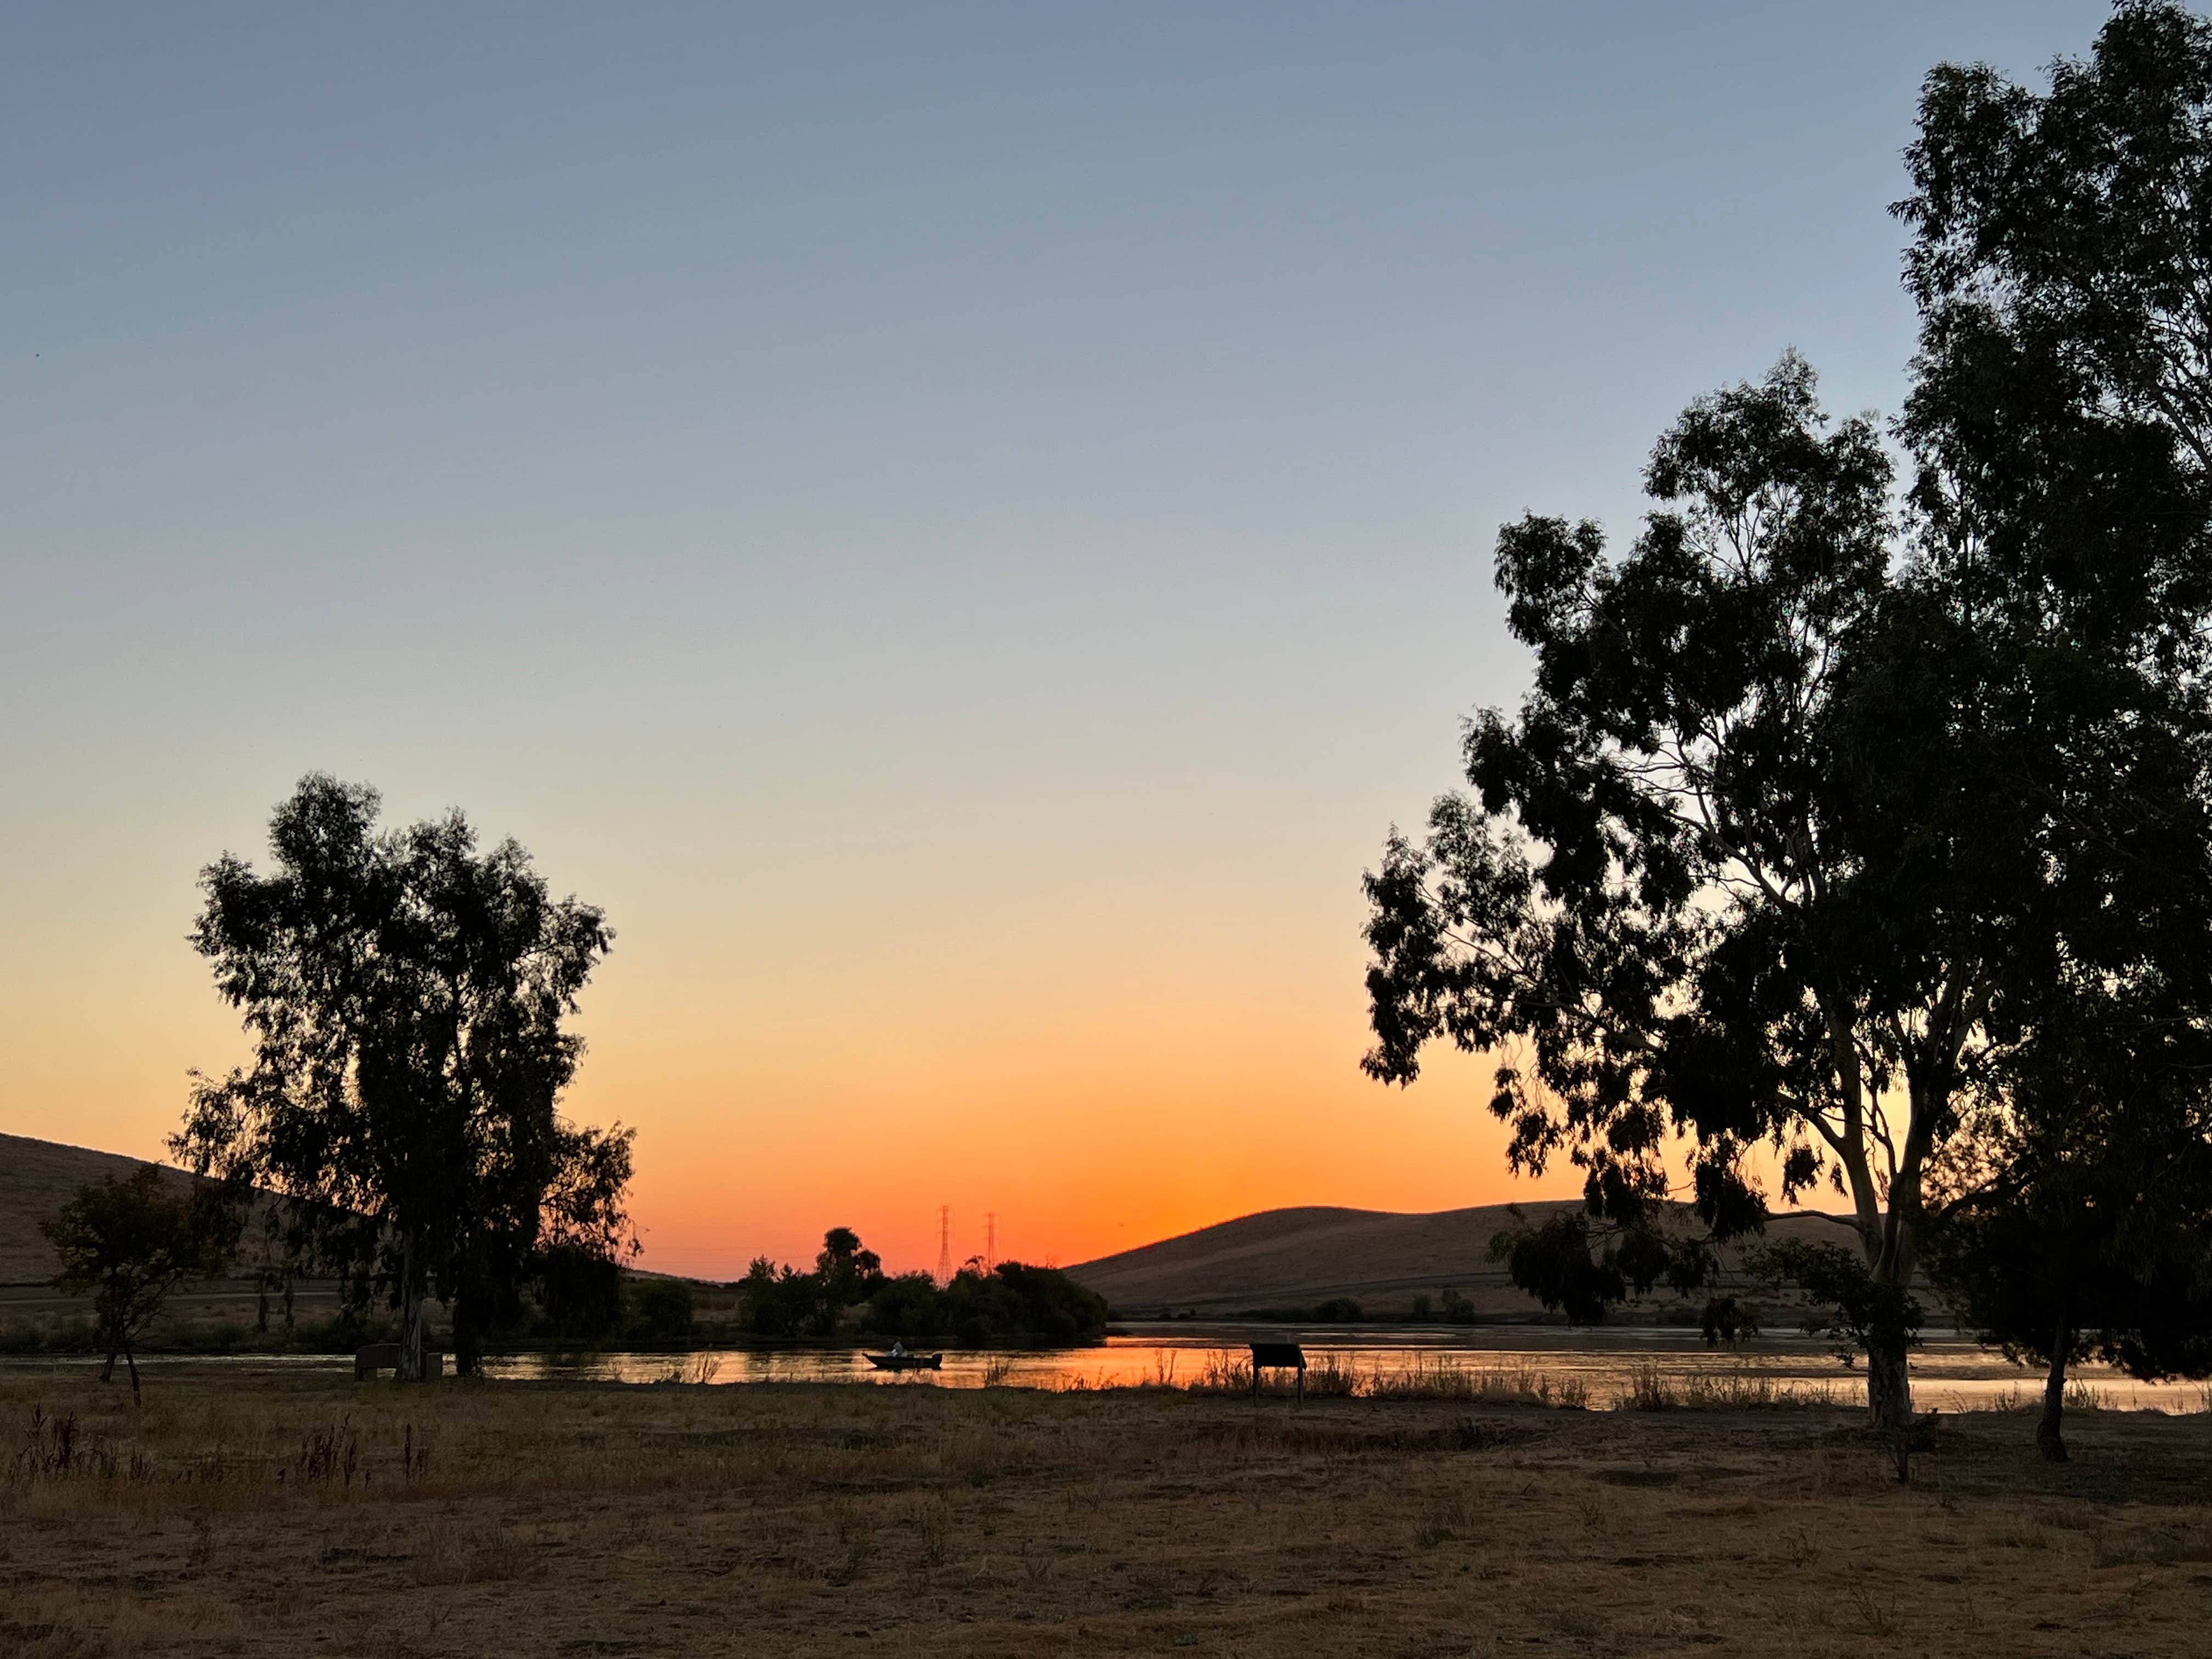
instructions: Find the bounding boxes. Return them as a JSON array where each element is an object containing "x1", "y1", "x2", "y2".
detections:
[
  {"x1": 1363, "y1": 356, "x2": 1967, "y2": 1427},
  {"x1": 1368, "y1": 3, "x2": 2212, "y2": 1432},
  {"x1": 176, "y1": 775, "x2": 634, "y2": 1377}
]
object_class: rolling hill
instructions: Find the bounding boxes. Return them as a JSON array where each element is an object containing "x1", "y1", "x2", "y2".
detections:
[
  {"x1": 1063, "y1": 1201, "x2": 1866, "y2": 1318},
  {"x1": 0, "y1": 1132, "x2": 196, "y2": 1284}
]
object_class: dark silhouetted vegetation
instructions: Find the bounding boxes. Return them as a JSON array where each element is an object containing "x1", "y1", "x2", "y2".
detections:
[
  {"x1": 861, "y1": 1262, "x2": 1109, "y2": 1345},
  {"x1": 1923, "y1": 1026, "x2": 2212, "y2": 1460},
  {"x1": 623, "y1": 1277, "x2": 696, "y2": 1347},
  {"x1": 173, "y1": 775, "x2": 637, "y2": 1379},
  {"x1": 731, "y1": 1226, "x2": 887, "y2": 1339},
  {"x1": 530, "y1": 1243, "x2": 627, "y2": 1346},
  {"x1": 41, "y1": 1167, "x2": 240, "y2": 1402},
  {"x1": 1230, "y1": 1297, "x2": 1369, "y2": 1324},
  {"x1": 1364, "y1": 0, "x2": 2212, "y2": 1432}
]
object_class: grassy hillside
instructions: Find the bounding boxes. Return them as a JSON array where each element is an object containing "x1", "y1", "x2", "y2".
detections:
[
  {"x1": 0, "y1": 1132, "x2": 357, "y2": 1344},
  {"x1": 1064, "y1": 1201, "x2": 1865, "y2": 1319},
  {"x1": 0, "y1": 1132, "x2": 192, "y2": 1284},
  {"x1": 0, "y1": 1132, "x2": 727, "y2": 1350}
]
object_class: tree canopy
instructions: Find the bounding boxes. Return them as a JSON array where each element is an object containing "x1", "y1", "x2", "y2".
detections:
[
  {"x1": 861, "y1": 1261, "x2": 1110, "y2": 1346},
  {"x1": 1365, "y1": 2, "x2": 2212, "y2": 1430},
  {"x1": 174, "y1": 775, "x2": 635, "y2": 1376},
  {"x1": 43, "y1": 1167, "x2": 239, "y2": 1403},
  {"x1": 1923, "y1": 978, "x2": 2212, "y2": 1460}
]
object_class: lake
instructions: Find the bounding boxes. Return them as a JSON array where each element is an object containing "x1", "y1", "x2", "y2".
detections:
[
  {"x1": 7, "y1": 1323, "x2": 2199, "y2": 1410},
  {"x1": 472, "y1": 1323, "x2": 2212, "y2": 1412}
]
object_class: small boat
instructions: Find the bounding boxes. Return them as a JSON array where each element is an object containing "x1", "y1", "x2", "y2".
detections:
[{"x1": 864, "y1": 1351, "x2": 943, "y2": 1372}]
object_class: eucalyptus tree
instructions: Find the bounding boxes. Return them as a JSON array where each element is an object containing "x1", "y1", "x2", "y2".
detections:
[
  {"x1": 1362, "y1": 356, "x2": 1976, "y2": 1426},
  {"x1": 1365, "y1": 3, "x2": 2212, "y2": 1431},
  {"x1": 175, "y1": 775, "x2": 634, "y2": 1377},
  {"x1": 1894, "y1": 0, "x2": 2212, "y2": 1449}
]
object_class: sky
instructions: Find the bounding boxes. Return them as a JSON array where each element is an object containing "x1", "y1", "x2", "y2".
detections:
[{"x1": 1, "y1": 1, "x2": 2122, "y2": 1277}]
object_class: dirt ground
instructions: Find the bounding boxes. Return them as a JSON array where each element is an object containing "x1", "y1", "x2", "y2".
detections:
[{"x1": 3, "y1": 1365, "x2": 2210, "y2": 1658}]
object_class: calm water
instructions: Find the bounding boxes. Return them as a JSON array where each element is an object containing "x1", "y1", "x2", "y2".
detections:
[
  {"x1": 8, "y1": 1327, "x2": 2203, "y2": 1411},
  {"x1": 476, "y1": 1324, "x2": 2212, "y2": 1413}
]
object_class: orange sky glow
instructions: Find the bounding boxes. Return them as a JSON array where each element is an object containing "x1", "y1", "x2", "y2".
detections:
[{"x1": 3, "y1": 821, "x2": 1590, "y2": 1279}]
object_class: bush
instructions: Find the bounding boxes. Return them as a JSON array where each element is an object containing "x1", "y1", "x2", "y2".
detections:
[
  {"x1": 736, "y1": 1256, "x2": 820, "y2": 1337},
  {"x1": 534, "y1": 1245, "x2": 626, "y2": 1345},
  {"x1": 626, "y1": 1277, "x2": 695, "y2": 1346}
]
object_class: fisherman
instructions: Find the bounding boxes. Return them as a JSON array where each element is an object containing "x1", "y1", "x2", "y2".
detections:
[{"x1": 889, "y1": 1340, "x2": 907, "y2": 1358}]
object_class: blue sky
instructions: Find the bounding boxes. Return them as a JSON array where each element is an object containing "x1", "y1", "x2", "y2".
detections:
[{"x1": 1, "y1": 2, "x2": 2121, "y2": 1271}]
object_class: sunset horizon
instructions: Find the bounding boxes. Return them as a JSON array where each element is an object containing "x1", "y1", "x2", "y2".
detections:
[{"x1": 5, "y1": 3, "x2": 2110, "y2": 1285}]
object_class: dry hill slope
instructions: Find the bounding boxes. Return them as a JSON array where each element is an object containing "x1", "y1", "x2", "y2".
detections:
[
  {"x1": 1065, "y1": 1201, "x2": 1864, "y2": 1318},
  {"x1": 0, "y1": 1132, "x2": 190, "y2": 1284}
]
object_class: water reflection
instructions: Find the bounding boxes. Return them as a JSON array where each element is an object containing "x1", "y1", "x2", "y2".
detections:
[
  {"x1": 473, "y1": 1325, "x2": 2212, "y2": 1413},
  {"x1": 5, "y1": 1327, "x2": 2196, "y2": 1412}
]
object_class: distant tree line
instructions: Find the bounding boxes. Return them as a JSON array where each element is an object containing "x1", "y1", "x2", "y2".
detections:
[
  {"x1": 730, "y1": 1228, "x2": 1109, "y2": 1345},
  {"x1": 1364, "y1": 0, "x2": 2212, "y2": 1457},
  {"x1": 861, "y1": 1261, "x2": 1109, "y2": 1345}
]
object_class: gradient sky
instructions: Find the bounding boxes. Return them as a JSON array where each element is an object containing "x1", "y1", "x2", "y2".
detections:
[{"x1": 2, "y1": 2, "x2": 2119, "y2": 1277}]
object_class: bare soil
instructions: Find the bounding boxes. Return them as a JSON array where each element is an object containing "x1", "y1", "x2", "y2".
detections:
[{"x1": 3, "y1": 1366, "x2": 2209, "y2": 1656}]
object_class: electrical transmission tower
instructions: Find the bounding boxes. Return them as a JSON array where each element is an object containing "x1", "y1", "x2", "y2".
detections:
[
  {"x1": 934, "y1": 1205, "x2": 953, "y2": 1286},
  {"x1": 984, "y1": 1212, "x2": 997, "y2": 1271}
]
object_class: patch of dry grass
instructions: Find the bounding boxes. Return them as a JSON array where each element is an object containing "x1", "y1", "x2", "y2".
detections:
[
  {"x1": 1614, "y1": 1361, "x2": 1843, "y2": 1412},
  {"x1": 1170, "y1": 1350, "x2": 1593, "y2": 1406},
  {"x1": 2, "y1": 1364, "x2": 2211, "y2": 1656}
]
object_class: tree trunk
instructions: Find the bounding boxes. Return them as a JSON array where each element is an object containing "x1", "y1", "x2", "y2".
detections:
[
  {"x1": 398, "y1": 1235, "x2": 426, "y2": 1381},
  {"x1": 1866, "y1": 1337, "x2": 1912, "y2": 1430},
  {"x1": 123, "y1": 1344, "x2": 140, "y2": 1407},
  {"x1": 399, "y1": 1289, "x2": 427, "y2": 1381},
  {"x1": 452, "y1": 1294, "x2": 479, "y2": 1378},
  {"x1": 2038, "y1": 1312, "x2": 2071, "y2": 1463},
  {"x1": 99, "y1": 1348, "x2": 116, "y2": 1385}
]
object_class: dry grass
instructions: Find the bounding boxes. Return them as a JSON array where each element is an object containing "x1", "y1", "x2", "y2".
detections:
[
  {"x1": 1170, "y1": 1351, "x2": 1594, "y2": 1405},
  {"x1": 1614, "y1": 1361, "x2": 1843, "y2": 1412},
  {"x1": 1068, "y1": 1194, "x2": 1864, "y2": 1317},
  {"x1": 2, "y1": 1363, "x2": 2211, "y2": 1656}
]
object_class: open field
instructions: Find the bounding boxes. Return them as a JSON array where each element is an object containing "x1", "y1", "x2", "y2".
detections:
[{"x1": 5, "y1": 1367, "x2": 2212, "y2": 1656}]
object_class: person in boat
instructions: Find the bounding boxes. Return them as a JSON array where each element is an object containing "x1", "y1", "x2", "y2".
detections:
[{"x1": 889, "y1": 1341, "x2": 907, "y2": 1358}]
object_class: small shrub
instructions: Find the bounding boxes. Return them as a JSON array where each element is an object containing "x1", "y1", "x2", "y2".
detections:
[{"x1": 625, "y1": 1278, "x2": 695, "y2": 1347}]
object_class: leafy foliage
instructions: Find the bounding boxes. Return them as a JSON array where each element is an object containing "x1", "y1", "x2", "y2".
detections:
[
  {"x1": 625, "y1": 1277, "x2": 697, "y2": 1347},
  {"x1": 1363, "y1": 357, "x2": 1952, "y2": 1420},
  {"x1": 42, "y1": 1167, "x2": 240, "y2": 1401},
  {"x1": 1485, "y1": 1209, "x2": 1715, "y2": 1326},
  {"x1": 1367, "y1": 4, "x2": 2212, "y2": 1428},
  {"x1": 1923, "y1": 1006, "x2": 2212, "y2": 1458},
  {"x1": 531, "y1": 1243, "x2": 627, "y2": 1346},
  {"x1": 174, "y1": 775, "x2": 635, "y2": 1376},
  {"x1": 733, "y1": 1227, "x2": 888, "y2": 1338},
  {"x1": 1748, "y1": 1240, "x2": 1923, "y2": 1370},
  {"x1": 861, "y1": 1262, "x2": 1110, "y2": 1345}
]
